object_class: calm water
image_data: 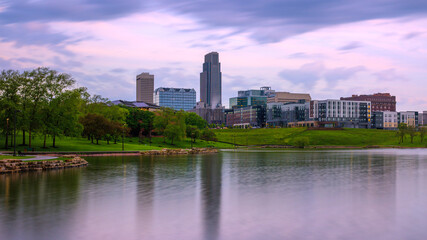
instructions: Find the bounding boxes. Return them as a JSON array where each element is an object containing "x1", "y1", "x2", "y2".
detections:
[{"x1": 1, "y1": 149, "x2": 427, "y2": 240}]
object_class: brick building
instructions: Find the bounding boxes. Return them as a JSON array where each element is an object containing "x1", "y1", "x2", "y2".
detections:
[{"x1": 340, "y1": 93, "x2": 396, "y2": 112}]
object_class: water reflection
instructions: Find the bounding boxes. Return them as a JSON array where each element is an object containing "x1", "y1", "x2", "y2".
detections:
[
  {"x1": 200, "y1": 154, "x2": 222, "y2": 240},
  {"x1": 1, "y1": 149, "x2": 427, "y2": 240}
]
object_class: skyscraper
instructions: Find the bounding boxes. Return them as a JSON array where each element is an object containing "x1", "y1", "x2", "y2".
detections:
[
  {"x1": 136, "y1": 72, "x2": 154, "y2": 103},
  {"x1": 200, "y1": 52, "x2": 222, "y2": 108}
]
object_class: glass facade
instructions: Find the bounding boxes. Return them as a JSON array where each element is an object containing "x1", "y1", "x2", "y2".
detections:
[
  {"x1": 154, "y1": 87, "x2": 196, "y2": 111},
  {"x1": 200, "y1": 52, "x2": 222, "y2": 108}
]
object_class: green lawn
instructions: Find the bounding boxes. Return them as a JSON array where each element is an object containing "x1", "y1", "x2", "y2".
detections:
[
  {"x1": 0, "y1": 155, "x2": 31, "y2": 160},
  {"x1": 214, "y1": 128, "x2": 427, "y2": 148},
  {"x1": 0, "y1": 134, "x2": 234, "y2": 152}
]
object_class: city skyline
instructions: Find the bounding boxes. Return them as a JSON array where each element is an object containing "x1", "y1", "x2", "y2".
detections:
[{"x1": 1, "y1": 1, "x2": 427, "y2": 111}]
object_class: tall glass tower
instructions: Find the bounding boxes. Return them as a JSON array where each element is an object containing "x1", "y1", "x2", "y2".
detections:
[{"x1": 200, "y1": 52, "x2": 222, "y2": 108}]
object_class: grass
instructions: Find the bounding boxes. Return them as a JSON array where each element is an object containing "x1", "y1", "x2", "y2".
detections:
[
  {"x1": 0, "y1": 155, "x2": 31, "y2": 160},
  {"x1": 0, "y1": 133, "x2": 234, "y2": 152},
  {"x1": 214, "y1": 128, "x2": 427, "y2": 148}
]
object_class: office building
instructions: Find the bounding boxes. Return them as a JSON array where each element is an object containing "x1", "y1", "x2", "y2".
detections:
[
  {"x1": 200, "y1": 52, "x2": 222, "y2": 108},
  {"x1": 154, "y1": 87, "x2": 196, "y2": 111},
  {"x1": 266, "y1": 101, "x2": 311, "y2": 127},
  {"x1": 226, "y1": 105, "x2": 266, "y2": 128},
  {"x1": 267, "y1": 92, "x2": 311, "y2": 104},
  {"x1": 136, "y1": 72, "x2": 154, "y2": 104},
  {"x1": 229, "y1": 87, "x2": 273, "y2": 109},
  {"x1": 340, "y1": 93, "x2": 396, "y2": 112}
]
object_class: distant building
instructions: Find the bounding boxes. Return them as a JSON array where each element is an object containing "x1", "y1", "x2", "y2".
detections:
[
  {"x1": 398, "y1": 111, "x2": 418, "y2": 127},
  {"x1": 420, "y1": 111, "x2": 427, "y2": 126},
  {"x1": 111, "y1": 100, "x2": 159, "y2": 111},
  {"x1": 188, "y1": 102, "x2": 225, "y2": 125},
  {"x1": 154, "y1": 87, "x2": 196, "y2": 111},
  {"x1": 226, "y1": 105, "x2": 266, "y2": 128},
  {"x1": 136, "y1": 72, "x2": 154, "y2": 104},
  {"x1": 340, "y1": 93, "x2": 396, "y2": 112},
  {"x1": 266, "y1": 100, "x2": 310, "y2": 127},
  {"x1": 372, "y1": 111, "x2": 398, "y2": 129},
  {"x1": 267, "y1": 92, "x2": 311, "y2": 104},
  {"x1": 229, "y1": 87, "x2": 273, "y2": 109},
  {"x1": 313, "y1": 99, "x2": 371, "y2": 128},
  {"x1": 200, "y1": 52, "x2": 222, "y2": 108}
]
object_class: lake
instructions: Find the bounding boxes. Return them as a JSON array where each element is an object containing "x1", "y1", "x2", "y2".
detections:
[{"x1": 1, "y1": 149, "x2": 427, "y2": 240}]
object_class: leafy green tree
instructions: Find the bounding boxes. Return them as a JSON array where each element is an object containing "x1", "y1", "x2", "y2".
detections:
[
  {"x1": 0, "y1": 70, "x2": 20, "y2": 149},
  {"x1": 154, "y1": 108, "x2": 174, "y2": 142},
  {"x1": 420, "y1": 127, "x2": 426, "y2": 143},
  {"x1": 185, "y1": 112, "x2": 206, "y2": 129},
  {"x1": 186, "y1": 125, "x2": 200, "y2": 148},
  {"x1": 79, "y1": 113, "x2": 110, "y2": 144},
  {"x1": 407, "y1": 126, "x2": 417, "y2": 144},
  {"x1": 201, "y1": 128, "x2": 217, "y2": 143},
  {"x1": 164, "y1": 123, "x2": 184, "y2": 145},
  {"x1": 397, "y1": 123, "x2": 408, "y2": 144},
  {"x1": 124, "y1": 107, "x2": 155, "y2": 140}
]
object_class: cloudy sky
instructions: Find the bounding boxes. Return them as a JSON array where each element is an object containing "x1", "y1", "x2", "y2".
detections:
[{"x1": 1, "y1": 0, "x2": 427, "y2": 110}]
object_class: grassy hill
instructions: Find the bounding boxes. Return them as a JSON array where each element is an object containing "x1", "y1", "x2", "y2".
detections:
[
  {"x1": 0, "y1": 134, "x2": 233, "y2": 152},
  {"x1": 214, "y1": 128, "x2": 427, "y2": 148}
]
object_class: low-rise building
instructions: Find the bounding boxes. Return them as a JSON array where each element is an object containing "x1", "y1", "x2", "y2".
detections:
[
  {"x1": 372, "y1": 111, "x2": 398, "y2": 129},
  {"x1": 110, "y1": 100, "x2": 160, "y2": 111},
  {"x1": 398, "y1": 111, "x2": 419, "y2": 127},
  {"x1": 188, "y1": 102, "x2": 225, "y2": 125},
  {"x1": 313, "y1": 99, "x2": 371, "y2": 128}
]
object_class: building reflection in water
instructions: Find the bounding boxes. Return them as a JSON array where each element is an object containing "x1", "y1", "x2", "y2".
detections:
[
  {"x1": 200, "y1": 154, "x2": 223, "y2": 240},
  {"x1": 135, "y1": 155, "x2": 155, "y2": 239}
]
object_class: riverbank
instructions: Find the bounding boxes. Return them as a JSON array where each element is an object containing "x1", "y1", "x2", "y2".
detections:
[
  {"x1": 0, "y1": 156, "x2": 88, "y2": 174},
  {"x1": 214, "y1": 128, "x2": 427, "y2": 148}
]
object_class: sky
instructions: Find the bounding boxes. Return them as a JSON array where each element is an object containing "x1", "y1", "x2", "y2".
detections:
[{"x1": 1, "y1": 0, "x2": 427, "y2": 111}]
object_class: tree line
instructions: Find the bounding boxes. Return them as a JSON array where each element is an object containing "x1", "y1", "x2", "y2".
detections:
[{"x1": 0, "y1": 68, "x2": 215, "y2": 149}]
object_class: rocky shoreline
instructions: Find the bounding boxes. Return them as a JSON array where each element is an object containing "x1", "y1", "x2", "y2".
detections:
[
  {"x1": 141, "y1": 148, "x2": 218, "y2": 155},
  {"x1": 0, "y1": 157, "x2": 88, "y2": 174}
]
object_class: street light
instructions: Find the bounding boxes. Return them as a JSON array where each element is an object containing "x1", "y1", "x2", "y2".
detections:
[
  {"x1": 13, "y1": 110, "x2": 18, "y2": 156},
  {"x1": 122, "y1": 123, "x2": 126, "y2": 152}
]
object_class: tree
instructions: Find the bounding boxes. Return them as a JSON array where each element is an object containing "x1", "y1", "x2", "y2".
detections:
[
  {"x1": 79, "y1": 113, "x2": 110, "y2": 144},
  {"x1": 397, "y1": 123, "x2": 408, "y2": 144},
  {"x1": 0, "y1": 70, "x2": 20, "y2": 149},
  {"x1": 420, "y1": 127, "x2": 426, "y2": 143},
  {"x1": 124, "y1": 107, "x2": 154, "y2": 142},
  {"x1": 407, "y1": 126, "x2": 417, "y2": 144},
  {"x1": 164, "y1": 123, "x2": 185, "y2": 145},
  {"x1": 24, "y1": 68, "x2": 75, "y2": 148},
  {"x1": 201, "y1": 128, "x2": 217, "y2": 143},
  {"x1": 185, "y1": 112, "x2": 206, "y2": 129},
  {"x1": 186, "y1": 125, "x2": 200, "y2": 147},
  {"x1": 153, "y1": 108, "x2": 174, "y2": 143}
]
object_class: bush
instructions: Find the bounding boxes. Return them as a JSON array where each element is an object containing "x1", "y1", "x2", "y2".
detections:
[{"x1": 292, "y1": 137, "x2": 310, "y2": 148}]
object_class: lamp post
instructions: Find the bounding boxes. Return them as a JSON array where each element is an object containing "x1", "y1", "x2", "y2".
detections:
[
  {"x1": 13, "y1": 110, "x2": 17, "y2": 156},
  {"x1": 122, "y1": 124, "x2": 125, "y2": 152}
]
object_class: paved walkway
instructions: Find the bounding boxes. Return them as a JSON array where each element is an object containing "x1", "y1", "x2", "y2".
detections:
[
  {"x1": 22, "y1": 155, "x2": 58, "y2": 161},
  {"x1": 0, "y1": 153, "x2": 58, "y2": 161}
]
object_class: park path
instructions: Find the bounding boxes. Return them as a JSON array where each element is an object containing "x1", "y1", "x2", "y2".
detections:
[
  {"x1": 0, "y1": 153, "x2": 58, "y2": 161},
  {"x1": 22, "y1": 155, "x2": 58, "y2": 161}
]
